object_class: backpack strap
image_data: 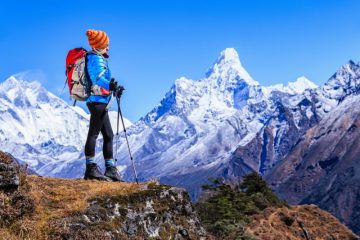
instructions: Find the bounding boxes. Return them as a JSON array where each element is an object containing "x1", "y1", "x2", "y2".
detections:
[
  {"x1": 60, "y1": 78, "x2": 68, "y2": 96},
  {"x1": 84, "y1": 52, "x2": 92, "y2": 95}
]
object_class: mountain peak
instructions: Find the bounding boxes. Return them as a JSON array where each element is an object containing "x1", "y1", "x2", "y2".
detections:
[
  {"x1": 323, "y1": 60, "x2": 360, "y2": 101},
  {"x1": 1, "y1": 76, "x2": 20, "y2": 89},
  {"x1": 1, "y1": 76, "x2": 42, "y2": 92},
  {"x1": 206, "y1": 48, "x2": 258, "y2": 86},
  {"x1": 347, "y1": 60, "x2": 356, "y2": 66},
  {"x1": 0, "y1": 76, "x2": 49, "y2": 105},
  {"x1": 215, "y1": 48, "x2": 242, "y2": 68},
  {"x1": 336, "y1": 60, "x2": 360, "y2": 72},
  {"x1": 219, "y1": 48, "x2": 240, "y2": 62},
  {"x1": 289, "y1": 76, "x2": 318, "y2": 91},
  {"x1": 328, "y1": 60, "x2": 360, "y2": 81}
]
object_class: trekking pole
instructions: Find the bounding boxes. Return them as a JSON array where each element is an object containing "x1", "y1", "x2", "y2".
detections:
[
  {"x1": 115, "y1": 95, "x2": 139, "y2": 184},
  {"x1": 115, "y1": 96, "x2": 120, "y2": 162}
]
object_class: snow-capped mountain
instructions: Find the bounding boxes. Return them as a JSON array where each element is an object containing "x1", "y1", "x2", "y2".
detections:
[
  {"x1": 38, "y1": 48, "x2": 334, "y2": 189},
  {"x1": 0, "y1": 76, "x2": 132, "y2": 174},
  {"x1": 0, "y1": 76, "x2": 88, "y2": 148},
  {"x1": 262, "y1": 76, "x2": 318, "y2": 96},
  {"x1": 2, "y1": 48, "x2": 359, "y2": 202},
  {"x1": 100, "y1": 48, "x2": 328, "y2": 196},
  {"x1": 114, "y1": 50, "x2": 360, "y2": 200}
]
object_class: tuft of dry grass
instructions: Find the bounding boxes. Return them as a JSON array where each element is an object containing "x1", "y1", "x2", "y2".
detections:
[{"x1": 27, "y1": 175, "x2": 141, "y2": 223}]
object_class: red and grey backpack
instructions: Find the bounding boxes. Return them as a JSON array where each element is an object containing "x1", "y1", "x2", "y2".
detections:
[{"x1": 65, "y1": 48, "x2": 91, "y2": 105}]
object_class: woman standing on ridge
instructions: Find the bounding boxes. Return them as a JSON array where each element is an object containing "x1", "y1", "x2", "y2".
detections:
[{"x1": 84, "y1": 29, "x2": 123, "y2": 181}]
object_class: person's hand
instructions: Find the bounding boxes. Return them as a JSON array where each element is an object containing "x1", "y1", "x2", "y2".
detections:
[
  {"x1": 115, "y1": 85, "x2": 125, "y2": 98},
  {"x1": 109, "y1": 78, "x2": 118, "y2": 91}
]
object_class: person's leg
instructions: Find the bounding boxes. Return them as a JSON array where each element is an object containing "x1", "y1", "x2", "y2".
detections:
[
  {"x1": 84, "y1": 102, "x2": 109, "y2": 180},
  {"x1": 101, "y1": 112, "x2": 123, "y2": 181},
  {"x1": 85, "y1": 103, "x2": 107, "y2": 158},
  {"x1": 101, "y1": 111, "x2": 114, "y2": 167}
]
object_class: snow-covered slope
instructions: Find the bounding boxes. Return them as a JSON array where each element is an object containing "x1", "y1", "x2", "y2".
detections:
[
  {"x1": 0, "y1": 76, "x2": 88, "y2": 148},
  {"x1": 0, "y1": 76, "x2": 132, "y2": 174}
]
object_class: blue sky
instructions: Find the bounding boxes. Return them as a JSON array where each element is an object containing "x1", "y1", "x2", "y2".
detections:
[{"x1": 1, "y1": 0, "x2": 359, "y2": 122}]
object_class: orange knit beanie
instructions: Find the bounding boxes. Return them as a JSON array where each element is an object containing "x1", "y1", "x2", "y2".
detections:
[{"x1": 86, "y1": 29, "x2": 109, "y2": 50}]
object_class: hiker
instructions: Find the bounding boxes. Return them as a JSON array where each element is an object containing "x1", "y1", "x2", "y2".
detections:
[{"x1": 83, "y1": 29, "x2": 123, "y2": 181}]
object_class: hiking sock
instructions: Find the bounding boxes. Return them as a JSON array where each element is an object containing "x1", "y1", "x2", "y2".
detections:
[
  {"x1": 105, "y1": 159, "x2": 115, "y2": 168},
  {"x1": 86, "y1": 157, "x2": 96, "y2": 165}
]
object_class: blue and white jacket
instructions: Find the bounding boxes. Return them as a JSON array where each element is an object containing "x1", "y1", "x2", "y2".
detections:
[{"x1": 86, "y1": 52, "x2": 112, "y2": 104}]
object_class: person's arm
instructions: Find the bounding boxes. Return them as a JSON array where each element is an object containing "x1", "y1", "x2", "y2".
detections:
[{"x1": 87, "y1": 54, "x2": 111, "y2": 90}]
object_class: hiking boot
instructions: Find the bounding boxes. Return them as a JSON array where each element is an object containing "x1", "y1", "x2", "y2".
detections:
[
  {"x1": 84, "y1": 163, "x2": 110, "y2": 181},
  {"x1": 104, "y1": 166, "x2": 123, "y2": 182}
]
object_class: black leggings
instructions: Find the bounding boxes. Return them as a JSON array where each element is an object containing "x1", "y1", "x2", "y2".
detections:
[{"x1": 85, "y1": 102, "x2": 114, "y2": 159}]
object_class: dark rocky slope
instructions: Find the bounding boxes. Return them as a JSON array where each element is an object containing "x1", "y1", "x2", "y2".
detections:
[{"x1": 266, "y1": 94, "x2": 360, "y2": 235}]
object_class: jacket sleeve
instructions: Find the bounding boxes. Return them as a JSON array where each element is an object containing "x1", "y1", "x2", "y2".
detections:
[{"x1": 87, "y1": 54, "x2": 111, "y2": 90}]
